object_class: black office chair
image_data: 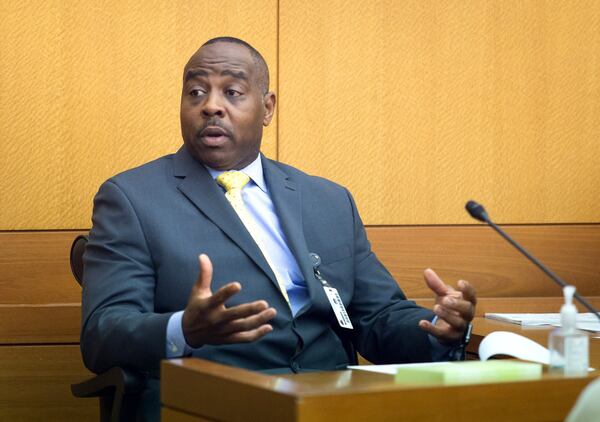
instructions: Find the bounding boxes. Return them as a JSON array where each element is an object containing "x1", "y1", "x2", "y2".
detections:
[{"x1": 70, "y1": 235, "x2": 144, "y2": 422}]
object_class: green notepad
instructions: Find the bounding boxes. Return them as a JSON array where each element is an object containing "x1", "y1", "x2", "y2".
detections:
[{"x1": 395, "y1": 361, "x2": 542, "y2": 386}]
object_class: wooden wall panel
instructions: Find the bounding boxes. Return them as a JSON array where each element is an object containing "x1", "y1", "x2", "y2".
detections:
[
  {"x1": 0, "y1": 0, "x2": 278, "y2": 230},
  {"x1": 0, "y1": 305, "x2": 80, "y2": 344},
  {"x1": 0, "y1": 231, "x2": 82, "y2": 304},
  {"x1": 0, "y1": 345, "x2": 98, "y2": 421},
  {"x1": 279, "y1": 0, "x2": 600, "y2": 225},
  {"x1": 2, "y1": 226, "x2": 599, "y2": 343},
  {"x1": 415, "y1": 297, "x2": 600, "y2": 317},
  {"x1": 370, "y1": 224, "x2": 600, "y2": 298}
]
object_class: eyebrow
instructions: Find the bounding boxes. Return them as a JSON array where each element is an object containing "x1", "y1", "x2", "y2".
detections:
[
  {"x1": 184, "y1": 69, "x2": 208, "y2": 82},
  {"x1": 184, "y1": 69, "x2": 248, "y2": 83}
]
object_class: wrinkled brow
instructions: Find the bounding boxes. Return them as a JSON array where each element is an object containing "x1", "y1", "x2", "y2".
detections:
[{"x1": 184, "y1": 69, "x2": 248, "y2": 83}]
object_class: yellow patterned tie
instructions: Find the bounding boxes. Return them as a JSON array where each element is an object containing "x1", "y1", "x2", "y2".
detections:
[
  {"x1": 216, "y1": 171, "x2": 291, "y2": 306},
  {"x1": 216, "y1": 171, "x2": 251, "y2": 212}
]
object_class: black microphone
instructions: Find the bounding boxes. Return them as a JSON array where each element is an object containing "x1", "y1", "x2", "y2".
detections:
[{"x1": 465, "y1": 200, "x2": 600, "y2": 322}]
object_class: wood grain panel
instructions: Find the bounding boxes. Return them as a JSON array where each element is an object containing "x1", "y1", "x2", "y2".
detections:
[
  {"x1": 2, "y1": 226, "x2": 597, "y2": 343},
  {"x1": 368, "y1": 224, "x2": 600, "y2": 299},
  {"x1": 0, "y1": 305, "x2": 81, "y2": 344},
  {"x1": 0, "y1": 231, "x2": 83, "y2": 304},
  {"x1": 162, "y1": 408, "x2": 215, "y2": 422},
  {"x1": 279, "y1": 0, "x2": 600, "y2": 225},
  {"x1": 415, "y1": 297, "x2": 600, "y2": 317},
  {"x1": 0, "y1": 345, "x2": 97, "y2": 422},
  {"x1": 0, "y1": 0, "x2": 278, "y2": 230}
]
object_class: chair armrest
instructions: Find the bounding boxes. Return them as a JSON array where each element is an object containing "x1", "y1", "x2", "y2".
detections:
[
  {"x1": 72, "y1": 367, "x2": 145, "y2": 422},
  {"x1": 71, "y1": 366, "x2": 145, "y2": 398}
]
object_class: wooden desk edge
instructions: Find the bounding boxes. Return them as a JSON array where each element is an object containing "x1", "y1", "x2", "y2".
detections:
[{"x1": 162, "y1": 318, "x2": 600, "y2": 422}]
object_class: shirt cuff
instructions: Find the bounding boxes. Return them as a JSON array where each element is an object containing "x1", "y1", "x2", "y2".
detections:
[{"x1": 166, "y1": 310, "x2": 192, "y2": 358}]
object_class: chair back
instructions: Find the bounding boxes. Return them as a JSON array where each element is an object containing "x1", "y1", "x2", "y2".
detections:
[{"x1": 70, "y1": 235, "x2": 88, "y2": 285}]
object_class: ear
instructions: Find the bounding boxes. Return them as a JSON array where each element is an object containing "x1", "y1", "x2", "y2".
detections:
[{"x1": 262, "y1": 91, "x2": 276, "y2": 126}]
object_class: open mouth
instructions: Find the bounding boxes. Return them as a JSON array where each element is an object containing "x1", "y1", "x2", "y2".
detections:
[{"x1": 199, "y1": 126, "x2": 230, "y2": 147}]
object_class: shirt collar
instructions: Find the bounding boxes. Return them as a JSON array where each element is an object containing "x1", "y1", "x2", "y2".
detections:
[{"x1": 204, "y1": 154, "x2": 267, "y2": 193}]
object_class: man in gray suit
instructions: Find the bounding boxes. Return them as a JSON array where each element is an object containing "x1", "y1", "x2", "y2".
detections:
[{"x1": 81, "y1": 36, "x2": 476, "y2": 417}]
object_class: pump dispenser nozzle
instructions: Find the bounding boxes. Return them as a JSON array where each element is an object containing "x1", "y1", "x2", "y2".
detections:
[
  {"x1": 560, "y1": 286, "x2": 577, "y2": 330},
  {"x1": 564, "y1": 285, "x2": 575, "y2": 305},
  {"x1": 561, "y1": 285, "x2": 577, "y2": 331}
]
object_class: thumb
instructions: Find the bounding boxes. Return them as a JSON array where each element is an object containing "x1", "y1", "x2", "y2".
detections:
[{"x1": 192, "y1": 254, "x2": 213, "y2": 297}]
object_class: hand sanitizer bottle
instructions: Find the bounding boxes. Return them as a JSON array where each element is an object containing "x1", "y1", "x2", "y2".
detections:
[{"x1": 548, "y1": 285, "x2": 589, "y2": 376}]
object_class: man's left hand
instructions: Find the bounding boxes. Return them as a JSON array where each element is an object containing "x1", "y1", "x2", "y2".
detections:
[{"x1": 418, "y1": 269, "x2": 477, "y2": 344}]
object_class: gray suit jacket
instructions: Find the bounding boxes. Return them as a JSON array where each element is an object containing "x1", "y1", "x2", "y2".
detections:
[{"x1": 81, "y1": 147, "x2": 434, "y2": 375}]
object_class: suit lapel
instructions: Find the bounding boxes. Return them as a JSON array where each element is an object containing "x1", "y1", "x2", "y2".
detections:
[
  {"x1": 262, "y1": 156, "x2": 324, "y2": 316},
  {"x1": 172, "y1": 147, "x2": 278, "y2": 286}
]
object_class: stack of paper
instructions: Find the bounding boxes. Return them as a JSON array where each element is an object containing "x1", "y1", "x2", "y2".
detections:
[{"x1": 485, "y1": 313, "x2": 600, "y2": 332}]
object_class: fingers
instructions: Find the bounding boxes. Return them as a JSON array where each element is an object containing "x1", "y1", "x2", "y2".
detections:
[
  {"x1": 418, "y1": 319, "x2": 446, "y2": 339},
  {"x1": 183, "y1": 254, "x2": 278, "y2": 348},
  {"x1": 433, "y1": 304, "x2": 468, "y2": 331},
  {"x1": 183, "y1": 289, "x2": 277, "y2": 347},
  {"x1": 424, "y1": 269, "x2": 476, "y2": 322},
  {"x1": 220, "y1": 300, "x2": 271, "y2": 321},
  {"x1": 423, "y1": 268, "x2": 453, "y2": 297},
  {"x1": 208, "y1": 282, "x2": 242, "y2": 307},
  {"x1": 421, "y1": 270, "x2": 478, "y2": 344},
  {"x1": 183, "y1": 303, "x2": 276, "y2": 347},
  {"x1": 419, "y1": 315, "x2": 464, "y2": 344},
  {"x1": 435, "y1": 285, "x2": 476, "y2": 325},
  {"x1": 440, "y1": 294, "x2": 474, "y2": 318},
  {"x1": 458, "y1": 279, "x2": 477, "y2": 306},
  {"x1": 222, "y1": 324, "x2": 274, "y2": 343},
  {"x1": 219, "y1": 307, "x2": 277, "y2": 335}
]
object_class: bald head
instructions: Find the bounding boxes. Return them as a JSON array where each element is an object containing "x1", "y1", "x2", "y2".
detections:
[{"x1": 185, "y1": 37, "x2": 270, "y2": 94}]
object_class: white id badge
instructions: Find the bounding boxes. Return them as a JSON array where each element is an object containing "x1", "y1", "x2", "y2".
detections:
[{"x1": 322, "y1": 285, "x2": 354, "y2": 329}]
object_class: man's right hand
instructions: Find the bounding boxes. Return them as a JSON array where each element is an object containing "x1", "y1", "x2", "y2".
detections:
[{"x1": 182, "y1": 254, "x2": 277, "y2": 348}]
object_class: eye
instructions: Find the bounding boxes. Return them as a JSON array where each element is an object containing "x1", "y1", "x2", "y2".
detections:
[
  {"x1": 225, "y1": 89, "x2": 242, "y2": 97},
  {"x1": 190, "y1": 88, "x2": 206, "y2": 97}
]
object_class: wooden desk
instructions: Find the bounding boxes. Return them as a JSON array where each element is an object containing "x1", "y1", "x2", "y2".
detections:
[{"x1": 161, "y1": 318, "x2": 600, "y2": 422}]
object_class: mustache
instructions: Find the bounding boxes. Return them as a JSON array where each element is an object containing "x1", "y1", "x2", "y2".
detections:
[{"x1": 196, "y1": 119, "x2": 233, "y2": 138}]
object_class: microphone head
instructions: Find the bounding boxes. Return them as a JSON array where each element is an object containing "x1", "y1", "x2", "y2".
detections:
[{"x1": 466, "y1": 200, "x2": 490, "y2": 223}]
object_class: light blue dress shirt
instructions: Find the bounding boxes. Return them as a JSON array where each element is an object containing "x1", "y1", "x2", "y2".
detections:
[{"x1": 166, "y1": 155, "x2": 453, "y2": 360}]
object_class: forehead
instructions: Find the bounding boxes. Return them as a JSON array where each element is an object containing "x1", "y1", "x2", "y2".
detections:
[{"x1": 184, "y1": 42, "x2": 256, "y2": 80}]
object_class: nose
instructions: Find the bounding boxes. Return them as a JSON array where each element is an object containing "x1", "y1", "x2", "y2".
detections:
[{"x1": 201, "y1": 91, "x2": 225, "y2": 118}]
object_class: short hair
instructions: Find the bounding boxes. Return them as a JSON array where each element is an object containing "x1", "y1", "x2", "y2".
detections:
[{"x1": 202, "y1": 37, "x2": 270, "y2": 94}]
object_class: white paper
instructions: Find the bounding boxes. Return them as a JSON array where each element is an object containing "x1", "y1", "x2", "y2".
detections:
[
  {"x1": 478, "y1": 331, "x2": 551, "y2": 364},
  {"x1": 348, "y1": 362, "x2": 448, "y2": 375},
  {"x1": 485, "y1": 313, "x2": 600, "y2": 332},
  {"x1": 350, "y1": 330, "x2": 595, "y2": 374}
]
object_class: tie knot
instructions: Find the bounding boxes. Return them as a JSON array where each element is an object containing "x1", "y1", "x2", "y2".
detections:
[{"x1": 216, "y1": 171, "x2": 250, "y2": 192}]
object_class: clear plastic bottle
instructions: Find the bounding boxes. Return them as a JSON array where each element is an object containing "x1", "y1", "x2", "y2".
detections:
[{"x1": 548, "y1": 285, "x2": 589, "y2": 376}]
